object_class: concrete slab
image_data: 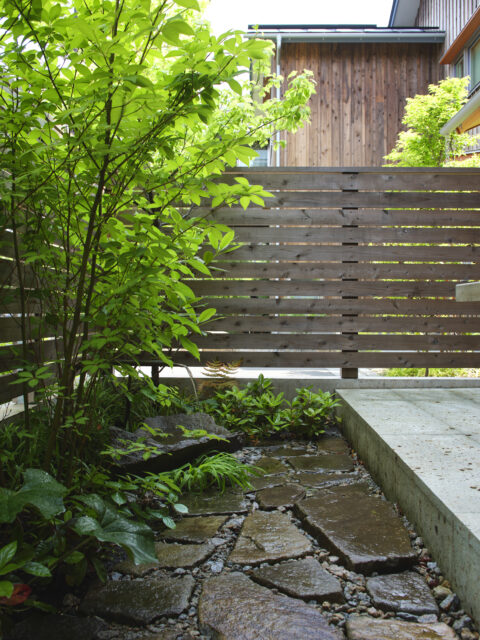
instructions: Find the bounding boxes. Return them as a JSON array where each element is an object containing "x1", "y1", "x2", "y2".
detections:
[{"x1": 337, "y1": 388, "x2": 480, "y2": 627}]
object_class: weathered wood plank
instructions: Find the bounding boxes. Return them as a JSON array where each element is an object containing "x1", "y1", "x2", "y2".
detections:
[
  {"x1": 201, "y1": 297, "x2": 480, "y2": 316},
  {"x1": 206, "y1": 315, "x2": 478, "y2": 333},
  {"x1": 0, "y1": 340, "x2": 60, "y2": 373},
  {"x1": 189, "y1": 208, "x2": 480, "y2": 227},
  {"x1": 0, "y1": 317, "x2": 56, "y2": 343},
  {"x1": 219, "y1": 244, "x2": 480, "y2": 261},
  {"x1": 208, "y1": 261, "x2": 480, "y2": 280},
  {"x1": 191, "y1": 280, "x2": 455, "y2": 297},
  {"x1": 230, "y1": 226, "x2": 480, "y2": 244},
  {"x1": 219, "y1": 171, "x2": 480, "y2": 191},
  {"x1": 135, "y1": 351, "x2": 480, "y2": 368},
  {"x1": 192, "y1": 334, "x2": 480, "y2": 351}
]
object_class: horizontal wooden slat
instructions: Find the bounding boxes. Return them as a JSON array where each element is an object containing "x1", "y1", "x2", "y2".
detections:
[
  {"x1": 207, "y1": 316, "x2": 478, "y2": 333},
  {"x1": 0, "y1": 317, "x2": 56, "y2": 343},
  {"x1": 219, "y1": 170, "x2": 480, "y2": 191},
  {"x1": 201, "y1": 297, "x2": 480, "y2": 316},
  {"x1": 209, "y1": 261, "x2": 480, "y2": 280},
  {"x1": 191, "y1": 280, "x2": 455, "y2": 297},
  {"x1": 201, "y1": 191, "x2": 480, "y2": 209},
  {"x1": 220, "y1": 245, "x2": 480, "y2": 262},
  {"x1": 138, "y1": 351, "x2": 480, "y2": 368},
  {"x1": 0, "y1": 340, "x2": 61, "y2": 373},
  {"x1": 192, "y1": 334, "x2": 480, "y2": 350},
  {"x1": 231, "y1": 227, "x2": 480, "y2": 244},
  {"x1": 189, "y1": 208, "x2": 480, "y2": 227}
]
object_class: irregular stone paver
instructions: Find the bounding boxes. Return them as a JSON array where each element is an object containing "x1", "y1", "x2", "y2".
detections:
[
  {"x1": 80, "y1": 575, "x2": 194, "y2": 625},
  {"x1": 111, "y1": 413, "x2": 242, "y2": 474},
  {"x1": 254, "y1": 456, "x2": 289, "y2": 475},
  {"x1": 293, "y1": 471, "x2": 356, "y2": 488},
  {"x1": 159, "y1": 515, "x2": 227, "y2": 543},
  {"x1": 247, "y1": 474, "x2": 286, "y2": 491},
  {"x1": 154, "y1": 541, "x2": 215, "y2": 568},
  {"x1": 295, "y1": 484, "x2": 416, "y2": 573},
  {"x1": 252, "y1": 558, "x2": 344, "y2": 603},
  {"x1": 346, "y1": 615, "x2": 458, "y2": 640},
  {"x1": 256, "y1": 483, "x2": 306, "y2": 509},
  {"x1": 229, "y1": 510, "x2": 312, "y2": 565},
  {"x1": 181, "y1": 489, "x2": 250, "y2": 515},
  {"x1": 366, "y1": 571, "x2": 439, "y2": 615},
  {"x1": 288, "y1": 454, "x2": 354, "y2": 473},
  {"x1": 268, "y1": 444, "x2": 312, "y2": 458},
  {"x1": 198, "y1": 573, "x2": 343, "y2": 640},
  {"x1": 317, "y1": 437, "x2": 351, "y2": 455},
  {"x1": 7, "y1": 614, "x2": 108, "y2": 640}
]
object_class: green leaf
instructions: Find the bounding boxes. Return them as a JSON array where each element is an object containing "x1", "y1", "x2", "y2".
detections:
[
  {"x1": 63, "y1": 551, "x2": 85, "y2": 565},
  {"x1": 0, "y1": 580, "x2": 14, "y2": 598},
  {"x1": 91, "y1": 556, "x2": 107, "y2": 583},
  {"x1": 22, "y1": 561, "x2": 52, "y2": 577},
  {"x1": 198, "y1": 308, "x2": 216, "y2": 323},
  {"x1": 73, "y1": 495, "x2": 157, "y2": 565},
  {"x1": 162, "y1": 20, "x2": 194, "y2": 44},
  {"x1": 0, "y1": 541, "x2": 17, "y2": 570},
  {"x1": 162, "y1": 516, "x2": 176, "y2": 529},
  {"x1": 173, "y1": 0, "x2": 200, "y2": 8},
  {"x1": 173, "y1": 503, "x2": 188, "y2": 514},
  {"x1": 0, "y1": 470, "x2": 67, "y2": 524}
]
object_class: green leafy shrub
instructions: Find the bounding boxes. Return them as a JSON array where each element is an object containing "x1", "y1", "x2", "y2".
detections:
[
  {"x1": 163, "y1": 452, "x2": 262, "y2": 493},
  {"x1": 283, "y1": 388, "x2": 340, "y2": 438}
]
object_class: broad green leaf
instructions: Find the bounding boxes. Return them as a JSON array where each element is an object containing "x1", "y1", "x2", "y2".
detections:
[
  {"x1": 0, "y1": 581, "x2": 14, "y2": 599},
  {"x1": 63, "y1": 551, "x2": 85, "y2": 565},
  {"x1": 198, "y1": 308, "x2": 216, "y2": 323},
  {"x1": 173, "y1": 503, "x2": 188, "y2": 514},
  {"x1": 0, "y1": 542, "x2": 17, "y2": 570},
  {"x1": 22, "y1": 561, "x2": 52, "y2": 577},
  {"x1": 0, "y1": 470, "x2": 67, "y2": 524},
  {"x1": 73, "y1": 495, "x2": 157, "y2": 565},
  {"x1": 173, "y1": 0, "x2": 200, "y2": 8}
]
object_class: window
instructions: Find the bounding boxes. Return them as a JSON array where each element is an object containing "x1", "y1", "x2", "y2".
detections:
[
  {"x1": 455, "y1": 56, "x2": 464, "y2": 77},
  {"x1": 470, "y1": 37, "x2": 480, "y2": 88}
]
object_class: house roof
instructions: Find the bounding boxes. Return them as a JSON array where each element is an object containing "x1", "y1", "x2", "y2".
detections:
[
  {"x1": 389, "y1": 0, "x2": 422, "y2": 27},
  {"x1": 246, "y1": 26, "x2": 444, "y2": 44},
  {"x1": 439, "y1": 7, "x2": 480, "y2": 64}
]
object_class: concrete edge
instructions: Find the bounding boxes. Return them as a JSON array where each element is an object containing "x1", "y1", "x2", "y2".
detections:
[{"x1": 336, "y1": 391, "x2": 480, "y2": 627}]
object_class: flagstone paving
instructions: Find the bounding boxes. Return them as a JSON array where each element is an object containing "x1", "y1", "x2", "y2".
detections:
[{"x1": 8, "y1": 435, "x2": 479, "y2": 640}]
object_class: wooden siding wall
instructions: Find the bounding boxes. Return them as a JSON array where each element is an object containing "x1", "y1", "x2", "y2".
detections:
[
  {"x1": 416, "y1": 0, "x2": 479, "y2": 69},
  {"x1": 162, "y1": 167, "x2": 480, "y2": 371},
  {"x1": 279, "y1": 42, "x2": 444, "y2": 167}
]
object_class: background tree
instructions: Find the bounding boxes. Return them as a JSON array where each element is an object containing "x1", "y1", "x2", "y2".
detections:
[{"x1": 384, "y1": 77, "x2": 476, "y2": 166}]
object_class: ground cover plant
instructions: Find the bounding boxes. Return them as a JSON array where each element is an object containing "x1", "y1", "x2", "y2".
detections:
[{"x1": 0, "y1": 0, "x2": 315, "y2": 624}]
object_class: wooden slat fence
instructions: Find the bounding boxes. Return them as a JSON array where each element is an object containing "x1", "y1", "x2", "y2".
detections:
[{"x1": 161, "y1": 167, "x2": 480, "y2": 377}]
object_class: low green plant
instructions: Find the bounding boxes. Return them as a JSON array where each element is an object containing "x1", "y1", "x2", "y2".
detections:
[
  {"x1": 283, "y1": 388, "x2": 340, "y2": 438},
  {"x1": 384, "y1": 367, "x2": 480, "y2": 377},
  {"x1": 163, "y1": 452, "x2": 262, "y2": 493}
]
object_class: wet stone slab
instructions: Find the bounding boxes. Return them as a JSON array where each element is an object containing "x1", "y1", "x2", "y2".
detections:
[
  {"x1": 6, "y1": 614, "x2": 108, "y2": 640},
  {"x1": 80, "y1": 575, "x2": 195, "y2": 625},
  {"x1": 199, "y1": 572, "x2": 343, "y2": 640},
  {"x1": 181, "y1": 489, "x2": 250, "y2": 516},
  {"x1": 247, "y1": 475, "x2": 286, "y2": 491},
  {"x1": 251, "y1": 558, "x2": 344, "y2": 603},
  {"x1": 159, "y1": 515, "x2": 227, "y2": 543},
  {"x1": 346, "y1": 615, "x2": 458, "y2": 640},
  {"x1": 115, "y1": 542, "x2": 215, "y2": 575},
  {"x1": 254, "y1": 456, "x2": 290, "y2": 475},
  {"x1": 288, "y1": 454, "x2": 354, "y2": 473},
  {"x1": 256, "y1": 483, "x2": 306, "y2": 509},
  {"x1": 316, "y1": 437, "x2": 351, "y2": 455},
  {"x1": 366, "y1": 571, "x2": 439, "y2": 615},
  {"x1": 267, "y1": 444, "x2": 313, "y2": 458},
  {"x1": 293, "y1": 471, "x2": 357, "y2": 489},
  {"x1": 295, "y1": 483, "x2": 416, "y2": 574},
  {"x1": 229, "y1": 510, "x2": 312, "y2": 565}
]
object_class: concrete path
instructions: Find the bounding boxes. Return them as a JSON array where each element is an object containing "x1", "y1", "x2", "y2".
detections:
[{"x1": 337, "y1": 388, "x2": 480, "y2": 631}]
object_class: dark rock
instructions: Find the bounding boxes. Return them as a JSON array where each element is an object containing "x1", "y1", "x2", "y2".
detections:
[
  {"x1": 288, "y1": 454, "x2": 354, "y2": 473},
  {"x1": 254, "y1": 456, "x2": 289, "y2": 475},
  {"x1": 181, "y1": 489, "x2": 250, "y2": 516},
  {"x1": 346, "y1": 615, "x2": 458, "y2": 640},
  {"x1": 110, "y1": 413, "x2": 242, "y2": 474},
  {"x1": 252, "y1": 558, "x2": 344, "y2": 602},
  {"x1": 294, "y1": 484, "x2": 416, "y2": 574},
  {"x1": 268, "y1": 445, "x2": 312, "y2": 458},
  {"x1": 154, "y1": 541, "x2": 215, "y2": 568},
  {"x1": 229, "y1": 510, "x2": 312, "y2": 565},
  {"x1": 366, "y1": 571, "x2": 439, "y2": 615},
  {"x1": 6, "y1": 614, "x2": 108, "y2": 640},
  {"x1": 198, "y1": 572, "x2": 343, "y2": 640},
  {"x1": 80, "y1": 575, "x2": 194, "y2": 625},
  {"x1": 294, "y1": 471, "x2": 356, "y2": 488},
  {"x1": 440, "y1": 593, "x2": 460, "y2": 612},
  {"x1": 159, "y1": 515, "x2": 227, "y2": 543},
  {"x1": 256, "y1": 483, "x2": 305, "y2": 509}
]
